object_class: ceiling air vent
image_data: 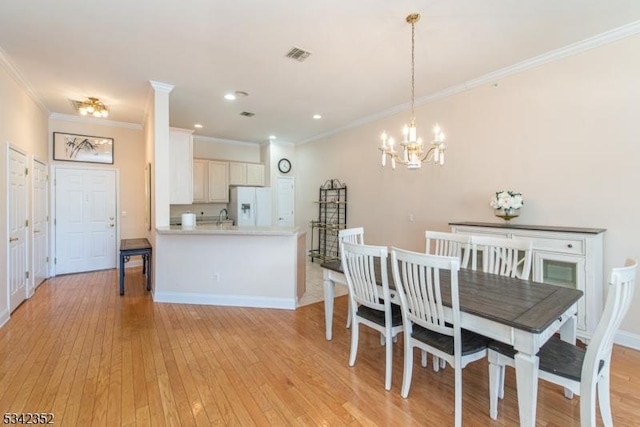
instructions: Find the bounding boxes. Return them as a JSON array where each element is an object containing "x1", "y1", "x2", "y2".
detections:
[
  {"x1": 240, "y1": 111, "x2": 255, "y2": 117},
  {"x1": 285, "y1": 46, "x2": 312, "y2": 62}
]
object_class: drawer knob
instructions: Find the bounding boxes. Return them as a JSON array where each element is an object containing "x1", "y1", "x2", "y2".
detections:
[{"x1": 567, "y1": 244, "x2": 573, "y2": 248}]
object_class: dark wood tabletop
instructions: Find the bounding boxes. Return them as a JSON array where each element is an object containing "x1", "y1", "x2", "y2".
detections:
[
  {"x1": 120, "y1": 238, "x2": 152, "y2": 251},
  {"x1": 321, "y1": 259, "x2": 583, "y2": 334}
]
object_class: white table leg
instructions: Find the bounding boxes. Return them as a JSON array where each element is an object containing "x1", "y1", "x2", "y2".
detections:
[
  {"x1": 514, "y1": 351, "x2": 539, "y2": 427},
  {"x1": 323, "y1": 278, "x2": 335, "y2": 340},
  {"x1": 559, "y1": 314, "x2": 577, "y2": 398}
]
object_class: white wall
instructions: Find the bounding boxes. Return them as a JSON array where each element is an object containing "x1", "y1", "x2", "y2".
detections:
[
  {"x1": 295, "y1": 35, "x2": 640, "y2": 343},
  {"x1": 48, "y1": 117, "x2": 146, "y2": 240},
  {"x1": 0, "y1": 61, "x2": 48, "y2": 325}
]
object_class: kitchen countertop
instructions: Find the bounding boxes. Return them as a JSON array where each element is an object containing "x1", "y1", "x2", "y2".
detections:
[{"x1": 157, "y1": 224, "x2": 299, "y2": 236}]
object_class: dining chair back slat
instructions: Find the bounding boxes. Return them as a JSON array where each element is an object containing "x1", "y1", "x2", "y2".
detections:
[
  {"x1": 469, "y1": 235, "x2": 533, "y2": 280},
  {"x1": 425, "y1": 231, "x2": 471, "y2": 269},
  {"x1": 338, "y1": 227, "x2": 365, "y2": 328}
]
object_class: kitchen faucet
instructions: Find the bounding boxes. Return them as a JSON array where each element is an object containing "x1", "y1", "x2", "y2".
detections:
[{"x1": 218, "y1": 208, "x2": 228, "y2": 223}]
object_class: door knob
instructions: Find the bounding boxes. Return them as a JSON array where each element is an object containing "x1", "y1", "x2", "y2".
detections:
[
  {"x1": 278, "y1": 217, "x2": 284, "y2": 220},
  {"x1": 34, "y1": 229, "x2": 40, "y2": 234},
  {"x1": 9, "y1": 237, "x2": 18, "y2": 242},
  {"x1": 109, "y1": 224, "x2": 115, "y2": 228}
]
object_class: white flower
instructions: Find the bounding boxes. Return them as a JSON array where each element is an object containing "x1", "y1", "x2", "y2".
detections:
[{"x1": 490, "y1": 190, "x2": 524, "y2": 210}]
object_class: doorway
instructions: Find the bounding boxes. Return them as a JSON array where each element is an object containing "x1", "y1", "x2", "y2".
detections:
[
  {"x1": 54, "y1": 167, "x2": 117, "y2": 274},
  {"x1": 31, "y1": 158, "x2": 48, "y2": 291}
]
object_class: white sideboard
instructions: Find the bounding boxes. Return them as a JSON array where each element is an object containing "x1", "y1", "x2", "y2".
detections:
[{"x1": 450, "y1": 222, "x2": 606, "y2": 342}]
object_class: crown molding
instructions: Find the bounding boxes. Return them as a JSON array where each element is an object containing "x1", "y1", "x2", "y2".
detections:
[
  {"x1": 49, "y1": 113, "x2": 142, "y2": 130},
  {"x1": 193, "y1": 134, "x2": 257, "y2": 147},
  {"x1": 299, "y1": 20, "x2": 640, "y2": 145},
  {"x1": 0, "y1": 46, "x2": 50, "y2": 115},
  {"x1": 149, "y1": 80, "x2": 174, "y2": 93}
]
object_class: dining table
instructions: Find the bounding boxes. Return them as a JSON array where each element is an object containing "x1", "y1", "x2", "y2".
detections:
[{"x1": 321, "y1": 259, "x2": 584, "y2": 427}]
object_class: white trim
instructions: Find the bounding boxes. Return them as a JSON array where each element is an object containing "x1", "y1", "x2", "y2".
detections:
[
  {"x1": 49, "y1": 113, "x2": 142, "y2": 130},
  {"x1": 149, "y1": 80, "x2": 174, "y2": 93},
  {"x1": 152, "y1": 291, "x2": 296, "y2": 310},
  {"x1": 0, "y1": 308, "x2": 9, "y2": 328},
  {"x1": 0, "y1": 46, "x2": 49, "y2": 115},
  {"x1": 615, "y1": 330, "x2": 640, "y2": 351},
  {"x1": 298, "y1": 20, "x2": 640, "y2": 145},
  {"x1": 194, "y1": 135, "x2": 257, "y2": 147}
]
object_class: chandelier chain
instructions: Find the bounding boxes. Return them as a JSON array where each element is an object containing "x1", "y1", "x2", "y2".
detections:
[{"x1": 410, "y1": 18, "x2": 415, "y2": 124}]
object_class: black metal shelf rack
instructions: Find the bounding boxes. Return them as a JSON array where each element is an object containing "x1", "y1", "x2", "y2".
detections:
[{"x1": 309, "y1": 179, "x2": 347, "y2": 263}]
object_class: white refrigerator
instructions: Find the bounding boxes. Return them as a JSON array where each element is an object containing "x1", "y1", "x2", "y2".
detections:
[{"x1": 229, "y1": 187, "x2": 272, "y2": 227}]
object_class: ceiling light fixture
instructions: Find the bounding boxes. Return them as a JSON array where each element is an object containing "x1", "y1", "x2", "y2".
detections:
[
  {"x1": 224, "y1": 93, "x2": 236, "y2": 100},
  {"x1": 268, "y1": 135, "x2": 276, "y2": 140},
  {"x1": 379, "y1": 13, "x2": 446, "y2": 170},
  {"x1": 194, "y1": 124, "x2": 203, "y2": 129},
  {"x1": 75, "y1": 97, "x2": 109, "y2": 118},
  {"x1": 313, "y1": 114, "x2": 322, "y2": 120}
]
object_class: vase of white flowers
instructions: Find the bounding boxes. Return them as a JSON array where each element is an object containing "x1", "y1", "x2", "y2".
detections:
[{"x1": 490, "y1": 190, "x2": 524, "y2": 223}]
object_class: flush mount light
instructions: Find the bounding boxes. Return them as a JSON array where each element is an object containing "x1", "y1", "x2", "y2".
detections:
[
  {"x1": 268, "y1": 135, "x2": 276, "y2": 140},
  {"x1": 313, "y1": 114, "x2": 322, "y2": 120},
  {"x1": 71, "y1": 97, "x2": 109, "y2": 118},
  {"x1": 194, "y1": 124, "x2": 203, "y2": 129},
  {"x1": 224, "y1": 90, "x2": 249, "y2": 101}
]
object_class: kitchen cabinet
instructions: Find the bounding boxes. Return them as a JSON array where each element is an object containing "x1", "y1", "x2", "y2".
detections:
[
  {"x1": 229, "y1": 162, "x2": 265, "y2": 186},
  {"x1": 192, "y1": 159, "x2": 229, "y2": 203},
  {"x1": 208, "y1": 160, "x2": 229, "y2": 202},
  {"x1": 169, "y1": 128, "x2": 194, "y2": 204},
  {"x1": 449, "y1": 221, "x2": 605, "y2": 342}
]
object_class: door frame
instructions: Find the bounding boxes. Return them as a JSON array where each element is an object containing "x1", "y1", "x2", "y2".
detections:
[{"x1": 50, "y1": 165, "x2": 120, "y2": 277}]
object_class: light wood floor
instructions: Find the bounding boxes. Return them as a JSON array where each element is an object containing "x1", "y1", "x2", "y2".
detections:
[{"x1": 1, "y1": 268, "x2": 638, "y2": 426}]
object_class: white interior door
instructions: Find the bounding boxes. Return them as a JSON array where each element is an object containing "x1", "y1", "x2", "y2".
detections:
[
  {"x1": 55, "y1": 168, "x2": 116, "y2": 274},
  {"x1": 276, "y1": 176, "x2": 294, "y2": 227},
  {"x1": 9, "y1": 148, "x2": 28, "y2": 312},
  {"x1": 32, "y1": 158, "x2": 48, "y2": 289}
]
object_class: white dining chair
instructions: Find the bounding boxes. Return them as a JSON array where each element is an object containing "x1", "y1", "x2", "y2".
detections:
[
  {"x1": 488, "y1": 259, "x2": 637, "y2": 426},
  {"x1": 469, "y1": 235, "x2": 533, "y2": 280},
  {"x1": 391, "y1": 247, "x2": 489, "y2": 427},
  {"x1": 338, "y1": 227, "x2": 365, "y2": 328},
  {"x1": 425, "y1": 230, "x2": 471, "y2": 269},
  {"x1": 341, "y1": 241, "x2": 403, "y2": 391},
  {"x1": 423, "y1": 231, "x2": 472, "y2": 371}
]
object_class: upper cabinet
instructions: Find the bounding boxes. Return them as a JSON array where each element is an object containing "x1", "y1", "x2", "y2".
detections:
[
  {"x1": 169, "y1": 128, "x2": 194, "y2": 204},
  {"x1": 192, "y1": 159, "x2": 229, "y2": 203},
  {"x1": 208, "y1": 161, "x2": 229, "y2": 202},
  {"x1": 229, "y1": 162, "x2": 265, "y2": 187}
]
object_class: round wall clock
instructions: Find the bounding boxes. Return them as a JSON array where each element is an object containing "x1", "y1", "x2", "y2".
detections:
[{"x1": 278, "y1": 158, "x2": 292, "y2": 174}]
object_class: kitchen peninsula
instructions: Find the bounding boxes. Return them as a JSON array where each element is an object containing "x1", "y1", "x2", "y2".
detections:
[{"x1": 154, "y1": 225, "x2": 305, "y2": 309}]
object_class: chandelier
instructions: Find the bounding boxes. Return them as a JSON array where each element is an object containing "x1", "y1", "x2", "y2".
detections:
[
  {"x1": 76, "y1": 97, "x2": 109, "y2": 118},
  {"x1": 379, "y1": 13, "x2": 446, "y2": 170}
]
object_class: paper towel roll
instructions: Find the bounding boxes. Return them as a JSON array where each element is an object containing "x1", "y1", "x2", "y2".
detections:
[{"x1": 181, "y1": 212, "x2": 196, "y2": 228}]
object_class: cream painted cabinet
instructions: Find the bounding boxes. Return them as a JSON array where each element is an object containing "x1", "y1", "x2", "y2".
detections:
[
  {"x1": 229, "y1": 162, "x2": 264, "y2": 186},
  {"x1": 449, "y1": 221, "x2": 605, "y2": 342},
  {"x1": 192, "y1": 159, "x2": 207, "y2": 203},
  {"x1": 208, "y1": 161, "x2": 229, "y2": 202},
  {"x1": 192, "y1": 159, "x2": 229, "y2": 203},
  {"x1": 169, "y1": 128, "x2": 194, "y2": 204}
]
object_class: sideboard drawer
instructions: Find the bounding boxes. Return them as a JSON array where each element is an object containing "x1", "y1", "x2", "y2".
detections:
[{"x1": 514, "y1": 234, "x2": 584, "y2": 255}]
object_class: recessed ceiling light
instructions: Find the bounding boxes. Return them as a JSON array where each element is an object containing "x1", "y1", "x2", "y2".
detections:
[
  {"x1": 224, "y1": 93, "x2": 236, "y2": 101},
  {"x1": 313, "y1": 114, "x2": 322, "y2": 120},
  {"x1": 194, "y1": 124, "x2": 203, "y2": 128},
  {"x1": 269, "y1": 135, "x2": 276, "y2": 140}
]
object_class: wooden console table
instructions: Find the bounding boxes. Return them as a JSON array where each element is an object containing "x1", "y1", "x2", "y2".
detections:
[{"x1": 119, "y1": 238, "x2": 152, "y2": 295}]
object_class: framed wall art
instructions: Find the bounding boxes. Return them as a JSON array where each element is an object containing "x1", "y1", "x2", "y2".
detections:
[{"x1": 53, "y1": 132, "x2": 114, "y2": 164}]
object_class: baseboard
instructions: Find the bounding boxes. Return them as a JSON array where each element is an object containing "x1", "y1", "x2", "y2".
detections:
[
  {"x1": 0, "y1": 308, "x2": 10, "y2": 329},
  {"x1": 615, "y1": 330, "x2": 640, "y2": 351},
  {"x1": 153, "y1": 291, "x2": 296, "y2": 310}
]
